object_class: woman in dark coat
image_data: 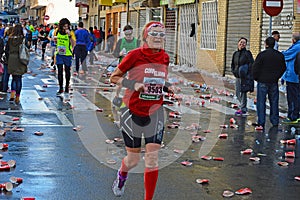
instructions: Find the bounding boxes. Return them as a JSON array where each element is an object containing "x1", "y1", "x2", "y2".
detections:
[
  {"x1": 7, "y1": 24, "x2": 27, "y2": 104},
  {"x1": 231, "y1": 37, "x2": 254, "y2": 116}
]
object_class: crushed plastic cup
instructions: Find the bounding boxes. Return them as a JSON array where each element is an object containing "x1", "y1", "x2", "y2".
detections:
[
  {"x1": 73, "y1": 125, "x2": 82, "y2": 131},
  {"x1": 213, "y1": 157, "x2": 224, "y2": 161},
  {"x1": 196, "y1": 179, "x2": 209, "y2": 184},
  {"x1": 219, "y1": 125, "x2": 228, "y2": 129},
  {"x1": 241, "y1": 149, "x2": 253, "y2": 154},
  {"x1": 10, "y1": 176, "x2": 23, "y2": 184},
  {"x1": 218, "y1": 133, "x2": 228, "y2": 139},
  {"x1": 0, "y1": 143, "x2": 9, "y2": 149},
  {"x1": 0, "y1": 111, "x2": 6, "y2": 115},
  {"x1": 167, "y1": 124, "x2": 179, "y2": 129},
  {"x1": 277, "y1": 161, "x2": 289, "y2": 166},
  {"x1": 0, "y1": 182, "x2": 13, "y2": 191},
  {"x1": 0, "y1": 165, "x2": 10, "y2": 171},
  {"x1": 181, "y1": 161, "x2": 193, "y2": 166},
  {"x1": 105, "y1": 139, "x2": 114, "y2": 144},
  {"x1": 280, "y1": 139, "x2": 296, "y2": 145},
  {"x1": 21, "y1": 198, "x2": 35, "y2": 200},
  {"x1": 229, "y1": 118, "x2": 236, "y2": 124},
  {"x1": 34, "y1": 131, "x2": 43, "y2": 136},
  {"x1": 230, "y1": 124, "x2": 238, "y2": 129},
  {"x1": 294, "y1": 176, "x2": 300, "y2": 181},
  {"x1": 192, "y1": 135, "x2": 206, "y2": 142},
  {"x1": 96, "y1": 108, "x2": 104, "y2": 112},
  {"x1": 201, "y1": 100, "x2": 205, "y2": 107},
  {"x1": 235, "y1": 187, "x2": 252, "y2": 195},
  {"x1": 285, "y1": 157, "x2": 295, "y2": 163},
  {"x1": 169, "y1": 111, "x2": 182, "y2": 119},
  {"x1": 285, "y1": 151, "x2": 295, "y2": 158},
  {"x1": 12, "y1": 117, "x2": 19, "y2": 121},
  {"x1": 7, "y1": 160, "x2": 16, "y2": 168},
  {"x1": 231, "y1": 104, "x2": 238, "y2": 108},
  {"x1": 222, "y1": 190, "x2": 235, "y2": 198},
  {"x1": 106, "y1": 159, "x2": 117, "y2": 165},
  {"x1": 0, "y1": 130, "x2": 6, "y2": 136},
  {"x1": 173, "y1": 149, "x2": 184, "y2": 154},
  {"x1": 11, "y1": 127, "x2": 25, "y2": 132},
  {"x1": 249, "y1": 157, "x2": 260, "y2": 162},
  {"x1": 203, "y1": 130, "x2": 211, "y2": 133},
  {"x1": 201, "y1": 156, "x2": 213, "y2": 160},
  {"x1": 0, "y1": 154, "x2": 3, "y2": 159}
]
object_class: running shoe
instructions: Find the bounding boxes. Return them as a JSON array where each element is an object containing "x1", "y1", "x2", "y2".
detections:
[
  {"x1": 56, "y1": 90, "x2": 63, "y2": 96},
  {"x1": 235, "y1": 110, "x2": 243, "y2": 116},
  {"x1": 282, "y1": 118, "x2": 298, "y2": 124},
  {"x1": 112, "y1": 171, "x2": 127, "y2": 197}
]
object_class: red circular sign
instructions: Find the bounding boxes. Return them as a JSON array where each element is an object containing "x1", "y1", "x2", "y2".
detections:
[
  {"x1": 44, "y1": 15, "x2": 50, "y2": 20},
  {"x1": 263, "y1": 0, "x2": 283, "y2": 17}
]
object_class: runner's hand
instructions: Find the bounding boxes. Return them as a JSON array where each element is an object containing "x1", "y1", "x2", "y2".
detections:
[{"x1": 134, "y1": 82, "x2": 145, "y2": 92}]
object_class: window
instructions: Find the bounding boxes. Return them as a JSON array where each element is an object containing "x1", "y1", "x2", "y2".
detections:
[{"x1": 200, "y1": 1, "x2": 218, "y2": 50}]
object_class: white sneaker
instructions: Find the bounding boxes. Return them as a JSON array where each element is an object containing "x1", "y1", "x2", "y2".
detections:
[{"x1": 112, "y1": 171, "x2": 127, "y2": 197}]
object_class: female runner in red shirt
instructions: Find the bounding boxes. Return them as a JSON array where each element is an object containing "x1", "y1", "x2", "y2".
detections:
[{"x1": 110, "y1": 21, "x2": 173, "y2": 200}]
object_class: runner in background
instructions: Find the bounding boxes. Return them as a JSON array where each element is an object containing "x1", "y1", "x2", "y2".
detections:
[
  {"x1": 93, "y1": 26, "x2": 100, "y2": 51},
  {"x1": 48, "y1": 22, "x2": 58, "y2": 70}
]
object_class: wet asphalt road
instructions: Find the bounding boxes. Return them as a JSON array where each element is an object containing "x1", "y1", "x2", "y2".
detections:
[{"x1": 0, "y1": 50, "x2": 299, "y2": 200}]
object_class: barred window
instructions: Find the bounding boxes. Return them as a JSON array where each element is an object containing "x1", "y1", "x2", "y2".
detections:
[{"x1": 200, "y1": 1, "x2": 218, "y2": 50}]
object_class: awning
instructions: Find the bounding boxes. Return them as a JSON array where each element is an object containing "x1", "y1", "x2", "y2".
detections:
[
  {"x1": 175, "y1": 0, "x2": 195, "y2": 5},
  {"x1": 99, "y1": 0, "x2": 113, "y2": 6},
  {"x1": 112, "y1": 0, "x2": 127, "y2": 3}
]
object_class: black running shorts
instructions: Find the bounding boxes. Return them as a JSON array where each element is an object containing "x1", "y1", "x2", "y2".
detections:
[{"x1": 120, "y1": 106, "x2": 164, "y2": 148}]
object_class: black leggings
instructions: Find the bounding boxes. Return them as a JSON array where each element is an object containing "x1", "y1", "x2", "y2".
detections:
[{"x1": 57, "y1": 64, "x2": 71, "y2": 90}]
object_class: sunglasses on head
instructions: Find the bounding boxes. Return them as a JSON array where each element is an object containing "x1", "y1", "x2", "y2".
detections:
[
  {"x1": 148, "y1": 31, "x2": 165, "y2": 38},
  {"x1": 147, "y1": 23, "x2": 164, "y2": 32},
  {"x1": 124, "y1": 30, "x2": 133, "y2": 35}
]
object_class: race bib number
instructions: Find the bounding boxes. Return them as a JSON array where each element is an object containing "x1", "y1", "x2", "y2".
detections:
[
  {"x1": 32, "y1": 35, "x2": 38, "y2": 39},
  {"x1": 57, "y1": 46, "x2": 66, "y2": 55},
  {"x1": 139, "y1": 77, "x2": 165, "y2": 100}
]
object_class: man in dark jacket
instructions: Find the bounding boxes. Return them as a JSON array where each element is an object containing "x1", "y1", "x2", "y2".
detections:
[{"x1": 252, "y1": 37, "x2": 286, "y2": 130}]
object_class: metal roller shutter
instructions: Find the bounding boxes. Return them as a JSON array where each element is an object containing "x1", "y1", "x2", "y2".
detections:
[
  {"x1": 130, "y1": 11, "x2": 138, "y2": 38},
  {"x1": 138, "y1": 9, "x2": 147, "y2": 39},
  {"x1": 120, "y1": 12, "x2": 127, "y2": 38},
  {"x1": 225, "y1": 0, "x2": 252, "y2": 75},
  {"x1": 165, "y1": 9, "x2": 177, "y2": 64},
  {"x1": 178, "y1": 4, "x2": 198, "y2": 67},
  {"x1": 261, "y1": 0, "x2": 293, "y2": 51}
]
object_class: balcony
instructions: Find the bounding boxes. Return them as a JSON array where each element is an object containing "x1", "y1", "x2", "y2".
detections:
[
  {"x1": 75, "y1": 0, "x2": 89, "y2": 7},
  {"x1": 30, "y1": 0, "x2": 49, "y2": 9}
]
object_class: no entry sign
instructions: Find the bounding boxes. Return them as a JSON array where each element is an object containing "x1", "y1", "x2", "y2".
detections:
[{"x1": 263, "y1": 0, "x2": 283, "y2": 16}]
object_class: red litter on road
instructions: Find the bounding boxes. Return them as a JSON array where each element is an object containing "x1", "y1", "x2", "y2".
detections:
[
  {"x1": 218, "y1": 133, "x2": 228, "y2": 139},
  {"x1": 219, "y1": 125, "x2": 228, "y2": 129},
  {"x1": 277, "y1": 161, "x2": 289, "y2": 166},
  {"x1": 196, "y1": 179, "x2": 209, "y2": 184},
  {"x1": 294, "y1": 176, "x2": 300, "y2": 181},
  {"x1": 34, "y1": 131, "x2": 44, "y2": 136},
  {"x1": 0, "y1": 165, "x2": 10, "y2": 171},
  {"x1": 10, "y1": 176, "x2": 23, "y2": 184},
  {"x1": 280, "y1": 139, "x2": 296, "y2": 145},
  {"x1": 0, "y1": 143, "x2": 9, "y2": 149},
  {"x1": 235, "y1": 187, "x2": 252, "y2": 195},
  {"x1": 285, "y1": 151, "x2": 295, "y2": 158},
  {"x1": 229, "y1": 118, "x2": 236, "y2": 124},
  {"x1": 0, "y1": 130, "x2": 6, "y2": 136},
  {"x1": 201, "y1": 155, "x2": 213, "y2": 160},
  {"x1": 213, "y1": 157, "x2": 224, "y2": 161},
  {"x1": 249, "y1": 157, "x2": 260, "y2": 162},
  {"x1": 12, "y1": 117, "x2": 19, "y2": 121},
  {"x1": 21, "y1": 198, "x2": 36, "y2": 200},
  {"x1": 181, "y1": 161, "x2": 193, "y2": 166},
  {"x1": 241, "y1": 149, "x2": 253, "y2": 154},
  {"x1": 0, "y1": 182, "x2": 13, "y2": 191}
]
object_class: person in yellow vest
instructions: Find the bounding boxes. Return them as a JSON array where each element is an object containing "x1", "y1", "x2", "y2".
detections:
[{"x1": 54, "y1": 18, "x2": 76, "y2": 95}]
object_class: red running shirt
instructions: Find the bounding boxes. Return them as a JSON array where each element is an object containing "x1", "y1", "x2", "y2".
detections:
[
  {"x1": 93, "y1": 29, "x2": 100, "y2": 39},
  {"x1": 118, "y1": 47, "x2": 169, "y2": 117}
]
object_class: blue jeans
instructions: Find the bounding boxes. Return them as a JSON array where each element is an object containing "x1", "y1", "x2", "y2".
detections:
[
  {"x1": 1, "y1": 64, "x2": 9, "y2": 92},
  {"x1": 256, "y1": 82, "x2": 279, "y2": 126},
  {"x1": 286, "y1": 81, "x2": 300, "y2": 121},
  {"x1": 235, "y1": 78, "x2": 247, "y2": 112},
  {"x1": 11, "y1": 75, "x2": 22, "y2": 95}
]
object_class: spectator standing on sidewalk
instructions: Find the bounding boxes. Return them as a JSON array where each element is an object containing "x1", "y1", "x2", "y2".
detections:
[
  {"x1": 6, "y1": 24, "x2": 27, "y2": 104},
  {"x1": 231, "y1": 37, "x2": 254, "y2": 116},
  {"x1": 54, "y1": 18, "x2": 76, "y2": 95},
  {"x1": 99, "y1": 27, "x2": 105, "y2": 50},
  {"x1": 74, "y1": 22, "x2": 90, "y2": 74},
  {"x1": 252, "y1": 37, "x2": 286, "y2": 130},
  {"x1": 105, "y1": 28, "x2": 114, "y2": 53},
  {"x1": 281, "y1": 32, "x2": 300, "y2": 124},
  {"x1": 272, "y1": 30, "x2": 280, "y2": 50},
  {"x1": 110, "y1": 21, "x2": 173, "y2": 200}
]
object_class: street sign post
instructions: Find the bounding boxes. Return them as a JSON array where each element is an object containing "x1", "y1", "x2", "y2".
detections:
[{"x1": 263, "y1": 0, "x2": 283, "y2": 36}]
